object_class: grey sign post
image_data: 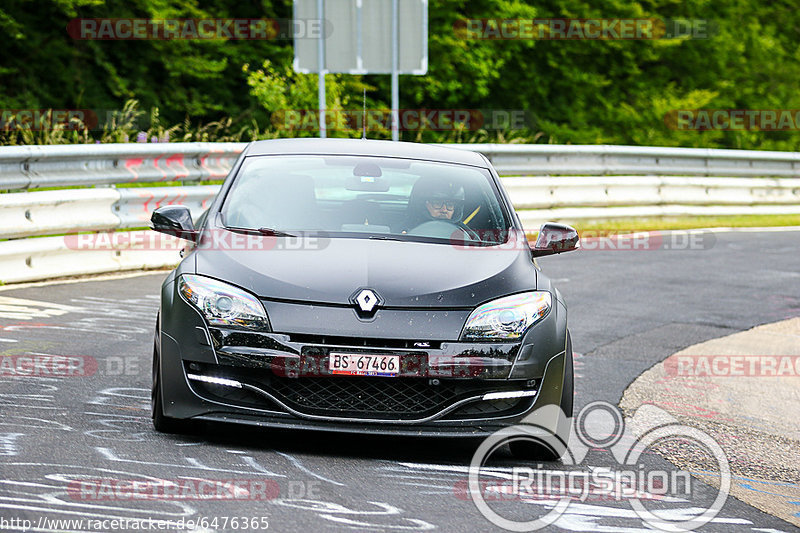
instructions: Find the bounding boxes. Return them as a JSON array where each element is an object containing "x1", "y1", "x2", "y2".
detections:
[{"x1": 294, "y1": 0, "x2": 428, "y2": 140}]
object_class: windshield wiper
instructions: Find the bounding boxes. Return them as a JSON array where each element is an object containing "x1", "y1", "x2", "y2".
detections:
[
  {"x1": 224, "y1": 225, "x2": 296, "y2": 238},
  {"x1": 257, "y1": 227, "x2": 296, "y2": 237},
  {"x1": 368, "y1": 234, "x2": 406, "y2": 241}
]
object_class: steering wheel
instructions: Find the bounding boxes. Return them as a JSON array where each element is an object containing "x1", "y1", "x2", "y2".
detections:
[{"x1": 409, "y1": 219, "x2": 481, "y2": 242}]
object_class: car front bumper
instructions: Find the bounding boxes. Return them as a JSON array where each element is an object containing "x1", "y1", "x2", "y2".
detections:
[{"x1": 157, "y1": 273, "x2": 569, "y2": 437}]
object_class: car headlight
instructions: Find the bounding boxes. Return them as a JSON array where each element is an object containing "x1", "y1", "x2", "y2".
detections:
[
  {"x1": 178, "y1": 274, "x2": 270, "y2": 330},
  {"x1": 461, "y1": 292, "x2": 551, "y2": 341}
]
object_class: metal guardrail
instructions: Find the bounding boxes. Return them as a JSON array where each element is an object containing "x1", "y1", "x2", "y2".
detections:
[
  {"x1": 450, "y1": 143, "x2": 800, "y2": 177},
  {"x1": 0, "y1": 142, "x2": 243, "y2": 190},
  {"x1": 0, "y1": 233, "x2": 183, "y2": 284},
  {"x1": 502, "y1": 175, "x2": 800, "y2": 228},
  {"x1": 502, "y1": 176, "x2": 800, "y2": 208},
  {"x1": 1, "y1": 142, "x2": 798, "y2": 283},
  {"x1": 0, "y1": 186, "x2": 219, "y2": 239},
  {"x1": 4, "y1": 142, "x2": 800, "y2": 190}
]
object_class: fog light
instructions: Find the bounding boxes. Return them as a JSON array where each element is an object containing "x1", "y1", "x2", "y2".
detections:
[
  {"x1": 482, "y1": 390, "x2": 537, "y2": 401},
  {"x1": 187, "y1": 373, "x2": 242, "y2": 388}
]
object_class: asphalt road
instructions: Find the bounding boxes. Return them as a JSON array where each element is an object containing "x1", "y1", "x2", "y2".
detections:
[{"x1": 0, "y1": 228, "x2": 798, "y2": 532}]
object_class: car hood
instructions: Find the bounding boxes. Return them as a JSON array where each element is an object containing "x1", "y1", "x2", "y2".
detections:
[{"x1": 194, "y1": 235, "x2": 538, "y2": 308}]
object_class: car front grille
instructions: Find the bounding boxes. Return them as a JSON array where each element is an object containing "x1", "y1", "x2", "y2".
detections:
[
  {"x1": 269, "y1": 376, "x2": 455, "y2": 418},
  {"x1": 186, "y1": 362, "x2": 537, "y2": 421}
]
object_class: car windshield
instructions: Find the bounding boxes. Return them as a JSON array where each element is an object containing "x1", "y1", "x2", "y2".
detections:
[{"x1": 221, "y1": 155, "x2": 512, "y2": 245}]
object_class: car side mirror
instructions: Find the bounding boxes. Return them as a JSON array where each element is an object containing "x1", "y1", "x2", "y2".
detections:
[
  {"x1": 530, "y1": 222, "x2": 579, "y2": 257},
  {"x1": 150, "y1": 205, "x2": 199, "y2": 242}
]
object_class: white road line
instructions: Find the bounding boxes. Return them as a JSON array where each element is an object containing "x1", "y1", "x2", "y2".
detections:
[
  {"x1": 95, "y1": 447, "x2": 285, "y2": 477},
  {"x1": 0, "y1": 296, "x2": 83, "y2": 320},
  {"x1": 0, "y1": 270, "x2": 169, "y2": 292},
  {"x1": 275, "y1": 451, "x2": 345, "y2": 486}
]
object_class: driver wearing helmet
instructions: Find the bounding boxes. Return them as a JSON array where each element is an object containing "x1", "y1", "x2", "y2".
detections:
[
  {"x1": 424, "y1": 188, "x2": 464, "y2": 221},
  {"x1": 402, "y1": 179, "x2": 466, "y2": 233}
]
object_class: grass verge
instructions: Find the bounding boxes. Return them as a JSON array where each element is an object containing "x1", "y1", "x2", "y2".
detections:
[{"x1": 568, "y1": 214, "x2": 800, "y2": 232}]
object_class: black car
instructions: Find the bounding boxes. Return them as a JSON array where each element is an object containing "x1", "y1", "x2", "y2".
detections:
[{"x1": 150, "y1": 139, "x2": 578, "y2": 455}]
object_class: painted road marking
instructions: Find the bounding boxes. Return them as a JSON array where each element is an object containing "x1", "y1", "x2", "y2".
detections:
[{"x1": 0, "y1": 297, "x2": 83, "y2": 321}]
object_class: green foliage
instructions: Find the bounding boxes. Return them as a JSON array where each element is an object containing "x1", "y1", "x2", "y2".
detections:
[
  {"x1": 1, "y1": 0, "x2": 800, "y2": 148},
  {"x1": 244, "y1": 60, "x2": 391, "y2": 138},
  {"x1": 0, "y1": 100, "x2": 254, "y2": 145}
]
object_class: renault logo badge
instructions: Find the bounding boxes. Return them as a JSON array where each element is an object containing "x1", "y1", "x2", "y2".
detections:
[
  {"x1": 355, "y1": 289, "x2": 378, "y2": 312},
  {"x1": 350, "y1": 288, "x2": 383, "y2": 317}
]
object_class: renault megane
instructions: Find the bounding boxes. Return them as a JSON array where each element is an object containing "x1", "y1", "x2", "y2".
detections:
[{"x1": 150, "y1": 139, "x2": 578, "y2": 457}]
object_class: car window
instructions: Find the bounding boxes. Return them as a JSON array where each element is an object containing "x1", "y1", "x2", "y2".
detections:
[{"x1": 221, "y1": 155, "x2": 511, "y2": 245}]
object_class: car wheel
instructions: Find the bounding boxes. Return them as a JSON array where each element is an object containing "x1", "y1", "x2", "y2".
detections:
[
  {"x1": 152, "y1": 322, "x2": 193, "y2": 434},
  {"x1": 560, "y1": 331, "x2": 574, "y2": 419},
  {"x1": 509, "y1": 331, "x2": 574, "y2": 461}
]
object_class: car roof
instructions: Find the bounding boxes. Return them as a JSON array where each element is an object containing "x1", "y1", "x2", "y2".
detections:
[{"x1": 243, "y1": 138, "x2": 489, "y2": 168}]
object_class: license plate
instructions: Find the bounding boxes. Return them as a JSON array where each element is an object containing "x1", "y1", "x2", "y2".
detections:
[{"x1": 329, "y1": 353, "x2": 400, "y2": 377}]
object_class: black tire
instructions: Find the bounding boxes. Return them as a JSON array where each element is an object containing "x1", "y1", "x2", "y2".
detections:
[
  {"x1": 510, "y1": 332, "x2": 574, "y2": 461},
  {"x1": 152, "y1": 323, "x2": 193, "y2": 434},
  {"x1": 560, "y1": 332, "x2": 574, "y2": 419}
]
